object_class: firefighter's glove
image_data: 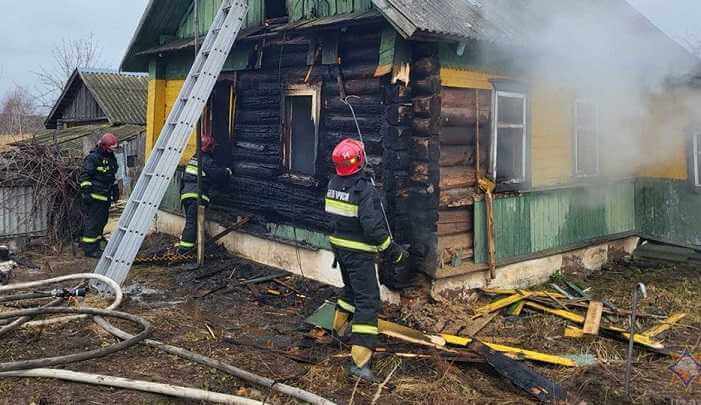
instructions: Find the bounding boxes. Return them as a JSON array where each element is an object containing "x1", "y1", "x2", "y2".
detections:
[
  {"x1": 111, "y1": 186, "x2": 120, "y2": 202},
  {"x1": 386, "y1": 242, "x2": 409, "y2": 265}
]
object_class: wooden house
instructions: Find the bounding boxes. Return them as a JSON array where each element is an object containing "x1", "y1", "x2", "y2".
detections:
[
  {"x1": 36, "y1": 68, "x2": 149, "y2": 194},
  {"x1": 120, "y1": 0, "x2": 699, "y2": 293}
]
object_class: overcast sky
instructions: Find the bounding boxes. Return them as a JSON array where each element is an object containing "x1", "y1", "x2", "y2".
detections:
[{"x1": 0, "y1": 0, "x2": 699, "y2": 103}]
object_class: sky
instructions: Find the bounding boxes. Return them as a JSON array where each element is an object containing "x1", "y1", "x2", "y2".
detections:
[{"x1": 0, "y1": 0, "x2": 699, "y2": 104}]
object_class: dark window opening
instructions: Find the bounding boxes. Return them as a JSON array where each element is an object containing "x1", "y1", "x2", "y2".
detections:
[
  {"x1": 127, "y1": 155, "x2": 137, "y2": 168},
  {"x1": 491, "y1": 91, "x2": 527, "y2": 186},
  {"x1": 265, "y1": 0, "x2": 288, "y2": 19},
  {"x1": 283, "y1": 86, "x2": 320, "y2": 177},
  {"x1": 202, "y1": 79, "x2": 236, "y2": 165}
]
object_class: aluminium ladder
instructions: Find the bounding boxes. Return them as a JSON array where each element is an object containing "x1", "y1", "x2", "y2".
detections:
[{"x1": 94, "y1": 0, "x2": 248, "y2": 288}]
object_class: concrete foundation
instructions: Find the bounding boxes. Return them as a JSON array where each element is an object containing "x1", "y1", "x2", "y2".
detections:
[
  {"x1": 152, "y1": 211, "x2": 401, "y2": 305},
  {"x1": 149, "y1": 210, "x2": 637, "y2": 304},
  {"x1": 431, "y1": 236, "x2": 640, "y2": 297}
]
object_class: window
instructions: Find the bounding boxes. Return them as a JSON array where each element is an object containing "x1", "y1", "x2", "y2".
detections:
[
  {"x1": 574, "y1": 100, "x2": 599, "y2": 177},
  {"x1": 490, "y1": 90, "x2": 528, "y2": 187},
  {"x1": 692, "y1": 133, "x2": 701, "y2": 188},
  {"x1": 265, "y1": 0, "x2": 287, "y2": 19},
  {"x1": 282, "y1": 85, "x2": 320, "y2": 177}
]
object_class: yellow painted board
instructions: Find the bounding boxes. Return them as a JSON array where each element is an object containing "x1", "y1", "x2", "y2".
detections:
[
  {"x1": 506, "y1": 301, "x2": 525, "y2": 316},
  {"x1": 473, "y1": 292, "x2": 532, "y2": 319},
  {"x1": 641, "y1": 313, "x2": 687, "y2": 338},
  {"x1": 440, "y1": 68, "x2": 494, "y2": 90},
  {"x1": 524, "y1": 301, "x2": 585, "y2": 323},
  {"x1": 482, "y1": 288, "x2": 568, "y2": 300},
  {"x1": 564, "y1": 326, "x2": 584, "y2": 338},
  {"x1": 441, "y1": 334, "x2": 577, "y2": 367}
]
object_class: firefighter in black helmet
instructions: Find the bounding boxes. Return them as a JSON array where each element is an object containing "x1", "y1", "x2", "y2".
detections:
[
  {"x1": 177, "y1": 135, "x2": 231, "y2": 255},
  {"x1": 79, "y1": 132, "x2": 120, "y2": 258},
  {"x1": 325, "y1": 138, "x2": 408, "y2": 381}
]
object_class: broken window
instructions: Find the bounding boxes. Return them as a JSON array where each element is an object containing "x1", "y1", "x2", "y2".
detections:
[
  {"x1": 265, "y1": 0, "x2": 288, "y2": 19},
  {"x1": 490, "y1": 87, "x2": 528, "y2": 188},
  {"x1": 283, "y1": 85, "x2": 320, "y2": 177},
  {"x1": 574, "y1": 100, "x2": 599, "y2": 177}
]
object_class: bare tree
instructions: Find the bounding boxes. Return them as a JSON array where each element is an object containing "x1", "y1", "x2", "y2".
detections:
[
  {"x1": 0, "y1": 85, "x2": 42, "y2": 137},
  {"x1": 33, "y1": 33, "x2": 103, "y2": 109}
]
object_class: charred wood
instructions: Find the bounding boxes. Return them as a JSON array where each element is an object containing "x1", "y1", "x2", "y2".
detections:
[
  {"x1": 440, "y1": 166, "x2": 477, "y2": 190},
  {"x1": 385, "y1": 103, "x2": 413, "y2": 126},
  {"x1": 323, "y1": 79, "x2": 382, "y2": 96},
  {"x1": 439, "y1": 187, "x2": 479, "y2": 209},
  {"x1": 413, "y1": 96, "x2": 441, "y2": 119}
]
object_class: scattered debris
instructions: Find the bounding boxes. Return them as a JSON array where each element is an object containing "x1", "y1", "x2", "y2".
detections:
[{"x1": 582, "y1": 301, "x2": 603, "y2": 335}]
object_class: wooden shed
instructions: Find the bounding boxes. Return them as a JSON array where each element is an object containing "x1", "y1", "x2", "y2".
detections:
[
  {"x1": 36, "y1": 68, "x2": 149, "y2": 195},
  {"x1": 120, "y1": 0, "x2": 699, "y2": 291}
]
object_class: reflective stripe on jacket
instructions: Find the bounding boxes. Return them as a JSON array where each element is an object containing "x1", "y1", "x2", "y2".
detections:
[{"x1": 325, "y1": 172, "x2": 392, "y2": 254}]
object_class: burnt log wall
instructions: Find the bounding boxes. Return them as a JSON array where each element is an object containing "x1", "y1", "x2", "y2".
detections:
[
  {"x1": 218, "y1": 28, "x2": 388, "y2": 233},
  {"x1": 408, "y1": 45, "x2": 441, "y2": 274},
  {"x1": 437, "y1": 87, "x2": 492, "y2": 266}
]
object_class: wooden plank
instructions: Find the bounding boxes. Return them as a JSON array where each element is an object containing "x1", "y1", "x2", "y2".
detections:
[
  {"x1": 440, "y1": 166, "x2": 477, "y2": 190},
  {"x1": 439, "y1": 145, "x2": 470, "y2": 166},
  {"x1": 439, "y1": 187, "x2": 479, "y2": 209},
  {"x1": 440, "y1": 126, "x2": 474, "y2": 145},
  {"x1": 437, "y1": 222, "x2": 472, "y2": 236},
  {"x1": 641, "y1": 313, "x2": 687, "y2": 338},
  {"x1": 466, "y1": 339, "x2": 569, "y2": 402},
  {"x1": 473, "y1": 292, "x2": 531, "y2": 318},
  {"x1": 582, "y1": 301, "x2": 603, "y2": 335},
  {"x1": 440, "y1": 68, "x2": 494, "y2": 89},
  {"x1": 438, "y1": 233, "x2": 473, "y2": 256},
  {"x1": 462, "y1": 311, "x2": 498, "y2": 336},
  {"x1": 439, "y1": 209, "x2": 472, "y2": 224}
]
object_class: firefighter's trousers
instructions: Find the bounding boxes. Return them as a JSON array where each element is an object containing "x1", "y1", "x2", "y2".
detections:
[
  {"x1": 335, "y1": 248, "x2": 380, "y2": 348},
  {"x1": 81, "y1": 199, "x2": 110, "y2": 254}
]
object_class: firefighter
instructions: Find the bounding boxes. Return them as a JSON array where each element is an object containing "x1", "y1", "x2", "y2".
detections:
[
  {"x1": 324, "y1": 138, "x2": 408, "y2": 381},
  {"x1": 177, "y1": 136, "x2": 232, "y2": 255},
  {"x1": 79, "y1": 133, "x2": 120, "y2": 258}
]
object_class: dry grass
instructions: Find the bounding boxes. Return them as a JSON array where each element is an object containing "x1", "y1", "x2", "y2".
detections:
[{"x1": 0, "y1": 133, "x2": 31, "y2": 151}]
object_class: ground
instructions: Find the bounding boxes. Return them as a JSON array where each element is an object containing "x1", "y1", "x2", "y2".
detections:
[{"x1": 0, "y1": 235, "x2": 699, "y2": 404}]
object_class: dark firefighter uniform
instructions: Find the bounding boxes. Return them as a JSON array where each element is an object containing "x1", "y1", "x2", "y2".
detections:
[
  {"x1": 177, "y1": 153, "x2": 231, "y2": 252},
  {"x1": 79, "y1": 147, "x2": 119, "y2": 256},
  {"x1": 325, "y1": 170, "x2": 406, "y2": 378}
]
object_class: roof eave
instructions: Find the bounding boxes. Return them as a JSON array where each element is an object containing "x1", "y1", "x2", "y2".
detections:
[{"x1": 120, "y1": 0, "x2": 157, "y2": 72}]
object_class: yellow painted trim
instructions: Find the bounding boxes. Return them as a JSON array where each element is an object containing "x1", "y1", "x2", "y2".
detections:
[
  {"x1": 473, "y1": 292, "x2": 532, "y2": 318},
  {"x1": 440, "y1": 68, "x2": 495, "y2": 89},
  {"x1": 641, "y1": 313, "x2": 687, "y2": 338},
  {"x1": 146, "y1": 78, "x2": 166, "y2": 160}
]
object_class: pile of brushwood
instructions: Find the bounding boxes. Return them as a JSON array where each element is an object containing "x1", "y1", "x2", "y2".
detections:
[{"x1": 0, "y1": 144, "x2": 83, "y2": 245}]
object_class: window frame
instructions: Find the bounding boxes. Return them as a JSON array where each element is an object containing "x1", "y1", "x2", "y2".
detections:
[
  {"x1": 692, "y1": 132, "x2": 701, "y2": 189},
  {"x1": 573, "y1": 99, "x2": 600, "y2": 178},
  {"x1": 281, "y1": 84, "x2": 321, "y2": 178},
  {"x1": 490, "y1": 89, "x2": 529, "y2": 189}
]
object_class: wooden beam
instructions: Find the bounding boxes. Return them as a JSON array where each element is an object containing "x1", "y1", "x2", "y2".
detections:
[{"x1": 582, "y1": 301, "x2": 604, "y2": 335}]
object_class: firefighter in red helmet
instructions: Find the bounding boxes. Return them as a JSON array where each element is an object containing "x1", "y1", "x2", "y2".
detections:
[
  {"x1": 177, "y1": 134, "x2": 232, "y2": 255},
  {"x1": 325, "y1": 138, "x2": 408, "y2": 381},
  {"x1": 79, "y1": 133, "x2": 120, "y2": 257}
]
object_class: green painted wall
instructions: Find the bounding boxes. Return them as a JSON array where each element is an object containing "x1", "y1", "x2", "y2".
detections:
[
  {"x1": 175, "y1": 0, "x2": 373, "y2": 37},
  {"x1": 636, "y1": 178, "x2": 701, "y2": 248},
  {"x1": 474, "y1": 182, "x2": 637, "y2": 263},
  {"x1": 177, "y1": 0, "x2": 264, "y2": 38}
]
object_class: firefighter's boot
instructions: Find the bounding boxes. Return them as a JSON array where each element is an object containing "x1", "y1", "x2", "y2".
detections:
[
  {"x1": 332, "y1": 309, "x2": 351, "y2": 336},
  {"x1": 346, "y1": 345, "x2": 377, "y2": 382}
]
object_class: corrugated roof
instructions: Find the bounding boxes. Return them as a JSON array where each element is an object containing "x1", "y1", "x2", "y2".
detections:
[
  {"x1": 26, "y1": 124, "x2": 144, "y2": 155},
  {"x1": 45, "y1": 69, "x2": 148, "y2": 129},
  {"x1": 80, "y1": 69, "x2": 148, "y2": 126}
]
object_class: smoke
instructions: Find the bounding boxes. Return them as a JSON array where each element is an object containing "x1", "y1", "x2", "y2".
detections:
[{"x1": 480, "y1": 0, "x2": 700, "y2": 179}]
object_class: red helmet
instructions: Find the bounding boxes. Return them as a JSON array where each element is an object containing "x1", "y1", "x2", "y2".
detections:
[
  {"x1": 98, "y1": 133, "x2": 118, "y2": 152},
  {"x1": 201, "y1": 134, "x2": 215, "y2": 153},
  {"x1": 332, "y1": 138, "x2": 365, "y2": 176}
]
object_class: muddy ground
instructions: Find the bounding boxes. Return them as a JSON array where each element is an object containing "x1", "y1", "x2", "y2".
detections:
[{"x1": 0, "y1": 234, "x2": 699, "y2": 404}]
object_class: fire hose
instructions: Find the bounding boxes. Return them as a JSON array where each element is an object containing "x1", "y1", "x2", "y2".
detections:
[{"x1": 0, "y1": 274, "x2": 335, "y2": 405}]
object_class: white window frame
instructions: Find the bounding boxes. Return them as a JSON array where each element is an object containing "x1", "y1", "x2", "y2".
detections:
[
  {"x1": 573, "y1": 99, "x2": 600, "y2": 177},
  {"x1": 282, "y1": 84, "x2": 321, "y2": 177},
  {"x1": 490, "y1": 90, "x2": 528, "y2": 185},
  {"x1": 693, "y1": 133, "x2": 700, "y2": 187}
]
